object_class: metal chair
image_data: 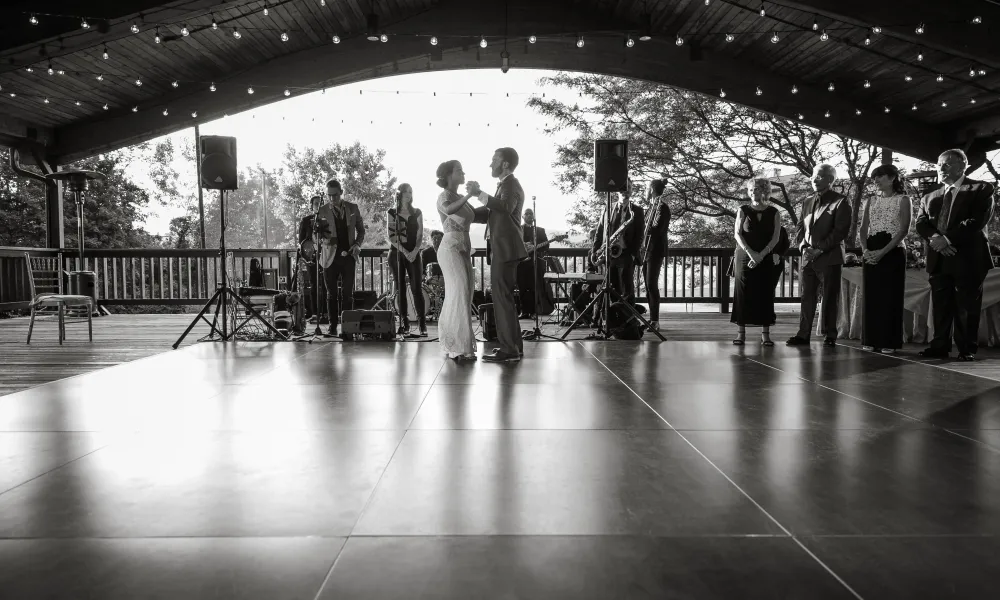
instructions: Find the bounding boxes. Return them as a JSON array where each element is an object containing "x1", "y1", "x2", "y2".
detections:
[{"x1": 24, "y1": 253, "x2": 93, "y2": 344}]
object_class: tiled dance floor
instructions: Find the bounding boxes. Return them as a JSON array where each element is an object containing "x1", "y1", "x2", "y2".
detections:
[{"x1": 1, "y1": 340, "x2": 999, "y2": 599}]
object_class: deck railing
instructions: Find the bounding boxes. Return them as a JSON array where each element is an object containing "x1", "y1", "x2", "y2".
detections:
[{"x1": 1, "y1": 246, "x2": 807, "y2": 313}]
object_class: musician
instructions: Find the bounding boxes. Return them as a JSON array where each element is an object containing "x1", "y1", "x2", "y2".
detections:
[
  {"x1": 517, "y1": 208, "x2": 549, "y2": 318},
  {"x1": 315, "y1": 179, "x2": 366, "y2": 338},
  {"x1": 298, "y1": 195, "x2": 327, "y2": 322},
  {"x1": 422, "y1": 230, "x2": 444, "y2": 278},
  {"x1": 591, "y1": 191, "x2": 644, "y2": 303},
  {"x1": 639, "y1": 180, "x2": 670, "y2": 332},
  {"x1": 387, "y1": 183, "x2": 427, "y2": 336}
]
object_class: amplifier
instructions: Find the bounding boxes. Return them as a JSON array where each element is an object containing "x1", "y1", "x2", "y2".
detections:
[
  {"x1": 478, "y1": 303, "x2": 497, "y2": 341},
  {"x1": 341, "y1": 310, "x2": 395, "y2": 338},
  {"x1": 353, "y1": 289, "x2": 378, "y2": 310}
]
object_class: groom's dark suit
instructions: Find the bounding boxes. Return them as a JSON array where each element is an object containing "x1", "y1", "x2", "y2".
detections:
[{"x1": 474, "y1": 174, "x2": 528, "y2": 355}]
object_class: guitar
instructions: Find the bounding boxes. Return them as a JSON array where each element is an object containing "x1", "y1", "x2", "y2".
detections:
[{"x1": 523, "y1": 233, "x2": 569, "y2": 259}]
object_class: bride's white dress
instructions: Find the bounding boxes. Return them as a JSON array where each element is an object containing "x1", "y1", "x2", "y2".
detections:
[{"x1": 436, "y1": 191, "x2": 477, "y2": 358}]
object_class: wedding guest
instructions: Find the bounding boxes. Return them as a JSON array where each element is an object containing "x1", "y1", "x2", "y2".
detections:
[
  {"x1": 732, "y1": 178, "x2": 782, "y2": 346},
  {"x1": 859, "y1": 164, "x2": 911, "y2": 353},
  {"x1": 787, "y1": 164, "x2": 851, "y2": 347}
]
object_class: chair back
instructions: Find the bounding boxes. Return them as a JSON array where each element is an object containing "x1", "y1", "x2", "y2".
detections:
[{"x1": 25, "y1": 253, "x2": 64, "y2": 298}]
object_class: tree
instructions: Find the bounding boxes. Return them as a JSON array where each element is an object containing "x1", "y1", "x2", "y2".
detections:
[
  {"x1": 528, "y1": 73, "x2": 879, "y2": 247},
  {"x1": 196, "y1": 167, "x2": 286, "y2": 249}
]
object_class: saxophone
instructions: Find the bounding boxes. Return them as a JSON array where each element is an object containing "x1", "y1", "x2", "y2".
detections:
[{"x1": 593, "y1": 203, "x2": 635, "y2": 266}]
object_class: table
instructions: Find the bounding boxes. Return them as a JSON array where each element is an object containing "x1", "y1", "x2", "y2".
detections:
[{"x1": 822, "y1": 267, "x2": 1000, "y2": 346}]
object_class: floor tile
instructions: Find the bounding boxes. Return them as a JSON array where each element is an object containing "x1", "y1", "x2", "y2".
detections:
[
  {"x1": 317, "y1": 536, "x2": 855, "y2": 600},
  {"x1": 0, "y1": 537, "x2": 344, "y2": 600},
  {"x1": 0, "y1": 432, "x2": 112, "y2": 493},
  {"x1": 802, "y1": 536, "x2": 1000, "y2": 600},
  {"x1": 408, "y1": 383, "x2": 668, "y2": 430},
  {"x1": 0, "y1": 431, "x2": 404, "y2": 537},
  {"x1": 681, "y1": 429, "x2": 1000, "y2": 535},
  {"x1": 353, "y1": 430, "x2": 781, "y2": 535}
]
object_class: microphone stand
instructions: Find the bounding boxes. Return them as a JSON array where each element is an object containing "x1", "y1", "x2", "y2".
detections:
[
  {"x1": 523, "y1": 195, "x2": 560, "y2": 342},
  {"x1": 293, "y1": 199, "x2": 330, "y2": 342}
]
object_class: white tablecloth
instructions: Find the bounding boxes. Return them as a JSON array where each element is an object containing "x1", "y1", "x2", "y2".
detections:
[{"x1": 823, "y1": 268, "x2": 1000, "y2": 346}]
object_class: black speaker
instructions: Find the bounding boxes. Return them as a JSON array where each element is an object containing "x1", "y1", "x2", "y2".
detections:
[
  {"x1": 594, "y1": 139, "x2": 628, "y2": 192},
  {"x1": 200, "y1": 135, "x2": 238, "y2": 190}
]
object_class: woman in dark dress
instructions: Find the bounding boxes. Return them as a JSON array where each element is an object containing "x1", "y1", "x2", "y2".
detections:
[
  {"x1": 387, "y1": 183, "x2": 427, "y2": 336},
  {"x1": 859, "y1": 164, "x2": 911, "y2": 353},
  {"x1": 732, "y1": 178, "x2": 782, "y2": 346}
]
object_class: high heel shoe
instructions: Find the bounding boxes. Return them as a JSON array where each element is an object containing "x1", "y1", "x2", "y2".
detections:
[{"x1": 761, "y1": 336, "x2": 774, "y2": 347}]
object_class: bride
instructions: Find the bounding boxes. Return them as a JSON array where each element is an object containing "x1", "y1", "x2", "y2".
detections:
[{"x1": 435, "y1": 160, "x2": 477, "y2": 361}]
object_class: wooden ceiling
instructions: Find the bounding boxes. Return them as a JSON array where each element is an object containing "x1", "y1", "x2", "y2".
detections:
[{"x1": 0, "y1": 0, "x2": 997, "y2": 164}]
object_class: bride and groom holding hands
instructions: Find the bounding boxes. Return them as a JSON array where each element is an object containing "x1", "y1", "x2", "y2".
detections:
[{"x1": 435, "y1": 147, "x2": 528, "y2": 363}]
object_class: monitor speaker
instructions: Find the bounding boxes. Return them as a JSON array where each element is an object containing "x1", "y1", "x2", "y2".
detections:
[
  {"x1": 593, "y1": 139, "x2": 628, "y2": 192},
  {"x1": 200, "y1": 135, "x2": 238, "y2": 190}
]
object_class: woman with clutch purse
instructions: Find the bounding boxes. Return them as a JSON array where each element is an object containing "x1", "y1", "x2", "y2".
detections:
[{"x1": 731, "y1": 178, "x2": 783, "y2": 346}]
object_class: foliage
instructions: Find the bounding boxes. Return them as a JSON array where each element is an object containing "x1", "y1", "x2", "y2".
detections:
[{"x1": 528, "y1": 73, "x2": 881, "y2": 247}]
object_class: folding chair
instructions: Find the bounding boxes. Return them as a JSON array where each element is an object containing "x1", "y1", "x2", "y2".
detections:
[{"x1": 25, "y1": 253, "x2": 93, "y2": 344}]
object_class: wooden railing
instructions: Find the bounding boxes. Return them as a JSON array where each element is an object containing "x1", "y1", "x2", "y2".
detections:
[{"x1": 1, "y1": 246, "x2": 808, "y2": 313}]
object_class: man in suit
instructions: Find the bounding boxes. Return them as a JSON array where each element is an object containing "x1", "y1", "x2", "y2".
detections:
[
  {"x1": 787, "y1": 163, "x2": 851, "y2": 346},
  {"x1": 517, "y1": 208, "x2": 549, "y2": 318},
  {"x1": 298, "y1": 195, "x2": 326, "y2": 322},
  {"x1": 467, "y1": 147, "x2": 529, "y2": 362},
  {"x1": 915, "y1": 149, "x2": 996, "y2": 361},
  {"x1": 591, "y1": 191, "x2": 645, "y2": 304},
  {"x1": 315, "y1": 178, "x2": 366, "y2": 339}
]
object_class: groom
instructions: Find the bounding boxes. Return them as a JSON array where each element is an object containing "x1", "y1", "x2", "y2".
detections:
[{"x1": 468, "y1": 147, "x2": 529, "y2": 362}]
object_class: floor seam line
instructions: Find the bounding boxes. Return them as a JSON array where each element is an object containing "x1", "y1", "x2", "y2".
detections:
[
  {"x1": 0, "y1": 442, "x2": 114, "y2": 499},
  {"x1": 578, "y1": 341, "x2": 866, "y2": 600}
]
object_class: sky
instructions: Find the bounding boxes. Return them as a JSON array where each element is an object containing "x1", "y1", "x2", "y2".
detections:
[{"x1": 138, "y1": 69, "x2": 581, "y2": 242}]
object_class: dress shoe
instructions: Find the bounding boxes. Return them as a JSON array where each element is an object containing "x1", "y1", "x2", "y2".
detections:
[
  {"x1": 823, "y1": 338, "x2": 836, "y2": 347},
  {"x1": 418, "y1": 323, "x2": 428, "y2": 337},
  {"x1": 483, "y1": 350, "x2": 520, "y2": 363},
  {"x1": 786, "y1": 336, "x2": 809, "y2": 346},
  {"x1": 918, "y1": 347, "x2": 950, "y2": 358},
  {"x1": 958, "y1": 353, "x2": 976, "y2": 362}
]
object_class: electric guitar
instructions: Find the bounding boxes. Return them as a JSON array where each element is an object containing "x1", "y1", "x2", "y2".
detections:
[{"x1": 523, "y1": 233, "x2": 569, "y2": 259}]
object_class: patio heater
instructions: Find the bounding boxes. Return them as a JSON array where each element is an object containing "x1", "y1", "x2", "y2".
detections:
[{"x1": 44, "y1": 169, "x2": 106, "y2": 315}]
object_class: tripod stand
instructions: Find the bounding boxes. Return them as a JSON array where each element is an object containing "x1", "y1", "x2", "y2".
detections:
[
  {"x1": 174, "y1": 190, "x2": 288, "y2": 348},
  {"x1": 560, "y1": 192, "x2": 666, "y2": 341},
  {"x1": 522, "y1": 195, "x2": 560, "y2": 342}
]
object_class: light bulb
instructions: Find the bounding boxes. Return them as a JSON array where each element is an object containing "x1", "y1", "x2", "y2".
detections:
[
  {"x1": 155, "y1": 29, "x2": 162, "y2": 44},
  {"x1": 856, "y1": 109, "x2": 862, "y2": 115},
  {"x1": 912, "y1": 104, "x2": 917, "y2": 110},
  {"x1": 280, "y1": 31, "x2": 289, "y2": 42},
  {"x1": 941, "y1": 101, "x2": 948, "y2": 107},
  {"x1": 47, "y1": 66, "x2": 54, "y2": 75},
  {"x1": 971, "y1": 98, "x2": 977, "y2": 104},
  {"x1": 978, "y1": 69, "x2": 987, "y2": 76},
  {"x1": 970, "y1": 67, "x2": 977, "y2": 77},
  {"x1": 332, "y1": 35, "x2": 340, "y2": 43},
  {"x1": 57, "y1": 70, "x2": 64, "y2": 75},
  {"x1": 263, "y1": 7, "x2": 269, "y2": 16},
  {"x1": 321, "y1": 0, "x2": 326, "y2": 5},
  {"x1": 759, "y1": 3, "x2": 766, "y2": 17},
  {"x1": 430, "y1": 36, "x2": 438, "y2": 45},
  {"x1": 725, "y1": 33, "x2": 734, "y2": 42},
  {"x1": 872, "y1": 26, "x2": 882, "y2": 34},
  {"x1": 917, "y1": 52, "x2": 924, "y2": 61},
  {"x1": 820, "y1": 30, "x2": 829, "y2": 41},
  {"x1": 915, "y1": 23, "x2": 925, "y2": 34},
  {"x1": 625, "y1": 36, "x2": 634, "y2": 47},
  {"x1": 770, "y1": 31, "x2": 779, "y2": 44},
  {"x1": 192, "y1": 111, "x2": 198, "y2": 117},
  {"x1": 25, "y1": 67, "x2": 33, "y2": 73},
  {"x1": 209, "y1": 82, "x2": 216, "y2": 91},
  {"x1": 824, "y1": 111, "x2": 830, "y2": 118},
  {"x1": 864, "y1": 79, "x2": 871, "y2": 88},
  {"x1": 96, "y1": 74, "x2": 103, "y2": 81},
  {"x1": 973, "y1": 16, "x2": 982, "y2": 24},
  {"x1": 132, "y1": 106, "x2": 138, "y2": 112},
  {"x1": 812, "y1": 19, "x2": 818, "y2": 31},
  {"x1": 797, "y1": 114, "x2": 804, "y2": 120},
  {"x1": 755, "y1": 87, "x2": 763, "y2": 96},
  {"x1": 181, "y1": 25, "x2": 190, "y2": 36},
  {"x1": 212, "y1": 19, "x2": 218, "y2": 30},
  {"x1": 828, "y1": 82, "x2": 835, "y2": 91},
  {"x1": 791, "y1": 85, "x2": 798, "y2": 94},
  {"x1": 135, "y1": 78, "x2": 142, "y2": 86},
  {"x1": 936, "y1": 74, "x2": 944, "y2": 82},
  {"x1": 103, "y1": 46, "x2": 109, "y2": 60},
  {"x1": 43, "y1": 98, "x2": 49, "y2": 104},
  {"x1": 675, "y1": 35, "x2": 684, "y2": 46},
  {"x1": 103, "y1": 104, "x2": 108, "y2": 110},
  {"x1": 30, "y1": 14, "x2": 38, "y2": 25},
  {"x1": 480, "y1": 36, "x2": 487, "y2": 48},
  {"x1": 904, "y1": 74, "x2": 912, "y2": 82},
  {"x1": 8, "y1": 92, "x2": 14, "y2": 97},
  {"x1": 284, "y1": 88, "x2": 290, "y2": 96},
  {"x1": 577, "y1": 35, "x2": 584, "y2": 48},
  {"x1": 171, "y1": 80, "x2": 179, "y2": 88},
  {"x1": 81, "y1": 18, "x2": 90, "y2": 29},
  {"x1": 380, "y1": 33, "x2": 388, "y2": 42},
  {"x1": 233, "y1": 28, "x2": 241, "y2": 39},
  {"x1": 719, "y1": 89, "x2": 726, "y2": 98},
  {"x1": 864, "y1": 36, "x2": 871, "y2": 45},
  {"x1": 131, "y1": 23, "x2": 140, "y2": 34},
  {"x1": 163, "y1": 109, "x2": 169, "y2": 116},
  {"x1": 884, "y1": 106, "x2": 890, "y2": 113},
  {"x1": 247, "y1": 86, "x2": 254, "y2": 94},
  {"x1": 528, "y1": 35, "x2": 537, "y2": 44}
]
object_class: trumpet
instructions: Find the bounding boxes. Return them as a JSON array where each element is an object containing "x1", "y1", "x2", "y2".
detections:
[{"x1": 592, "y1": 204, "x2": 635, "y2": 265}]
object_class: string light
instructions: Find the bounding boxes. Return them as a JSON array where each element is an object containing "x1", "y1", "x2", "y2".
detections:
[
  {"x1": 192, "y1": 111, "x2": 198, "y2": 118},
  {"x1": 824, "y1": 110, "x2": 830, "y2": 118},
  {"x1": 284, "y1": 88, "x2": 291, "y2": 96},
  {"x1": 904, "y1": 74, "x2": 912, "y2": 82},
  {"x1": 47, "y1": 64, "x2": 54, "y2": 76},
  {"x1": 675, "y1": 35, "x2": 684, "y2": 46},
  {"x1": 936, "y1": 74, "x2": 944, "y2": 82},
  {"x1": 103, "y1": 103, "x2": 108, "y2": 110},
  {"x1": 917, "y1": 52, "x2": 924, "y2": 61},
  {"x1": 209, "y1": 82, "x2": 216, "y2": 91},
  {"x1": 625, "y1": 35, "x2": 634, "y2": 47},
  {"x1": 135, "y1": 78, "x2": 142, "y2": 86},
  {"x1": 725, "y1": 33, "x2": 734, "y2": 42},
  {"x1": 171, "y1": 80, "x2": 179, "y2": 88},
  {"x1": 102, "y1": 46, "x2": 109, "y2": 60},
  {"x1": 770, "y1": 31, "x2": 779, "y2": 44},
  {"x1": 972, "y1": 16, "x2": 982, "y2": 24},
  {"x1": 181, "y1": 24, "x2": 190, "y2": 37},
  {"x1": 247, "y1": 86, "x2": 254, "y2": 94},
  {"x1": 828, "y1": 82, "x2": 835, "y2": 91},
  {"x1": 970, "y1": 67, "x2": 977, "y2": 77},
  {"x1": 132, "y1": 106, "x2": 138, "y2": 113},
  {"x1": 29, "y1": 14, "x2": 38, "y2": 25},
  {"x1": 820, "y1": 30, "x2": 829, "y2": 41},
  {"x1": 211, "y1": 18, "x2": 218, "y2": 30},
  {"x1": 233, "y1": 28, "x2": 241, "y2": 39},
  {"x1": 263, "y1": 5, "x2": 269, "y2": 17},
  {"x1": 915, "y1": 23, "x2": 925, "y2": 34},
  {"x1": 755, "y1": 87, "x2": 762, "y2": 96},
  {"x1": 912, "y1": 103, "x2": 917, "y2": 110},
  {"x1": 131, "y1": 23, "x2": 140, "y2": 34},
  {"x1": 864, "y1": 35, "x2": 871, "y2": 46},
  {"x1": 96, "y1": 74, "x2": 103, "y2": 81},
  {"x1": 790, "y1": 85, "x2": 798, "y2": 94},
  {"x1": 719, "y1": 89, "x2": 726, "y2": 98},
  {"x1": 163, "y1": 108, "x2": 169, "y2": 116},
  {"x1": 480, "y1": 36, "x2": 487, "y2": 48},
  {"x1": 81, "y1": 18, "x2": 90, "y2": 29},
  {"x1": 430, "y1": 36, "x2": 438, "y2": 45},
  {"x1": 759, "y1": 2, "x2": 766, "y2": 18},
  {"x1": 332, "y1": 35, "x2": 340, "y2": 43},
  {"x1": 872, "y1": 26, "x2": 882, "y2": 34},
  {"x1": 155, "y1": 28, "x2": 161, "y2": 44},
  {"x1": 380, "y1": 33, "x2": 388, "y2": 43},
  {"x1": 812, "y1": 18, "x2": 818, "y2": 31},
  {"x1": 528, "y1": 35, "x2": 537, "y2": 44},
  {"x1": 863, "y1": 79, "x2": 871, "y2": 88},
  {"x1": 577, "y1": 35, "x2": 585, "y2": 48}
]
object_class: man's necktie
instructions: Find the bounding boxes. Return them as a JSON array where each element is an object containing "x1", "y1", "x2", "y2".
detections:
[{"x1": 938, "y1": 188, "x2": 955, "y2": 230}]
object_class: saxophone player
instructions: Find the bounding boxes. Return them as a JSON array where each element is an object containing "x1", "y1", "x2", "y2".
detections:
[{"x1": 590, "y1": 190, "x2": 645, "y2": 303}]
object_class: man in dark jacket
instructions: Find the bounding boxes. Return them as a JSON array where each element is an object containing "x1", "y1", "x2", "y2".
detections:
[{"x1": 591, "y1": 191, "x2": 644, "y2": 304}]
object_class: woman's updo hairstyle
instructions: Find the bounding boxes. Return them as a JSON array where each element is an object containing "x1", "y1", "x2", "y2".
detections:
[{"x1": 436, "y1": 160, "x2": 460, "y2": 189}]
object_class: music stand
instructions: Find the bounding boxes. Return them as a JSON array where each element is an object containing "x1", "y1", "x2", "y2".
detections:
[
  {"x1": 522, "y1": 195, "x2": 560, "y2": 342},
  {"x1": 173, "y1": 189, "x2": 287, "y2": 348},
  {"x1": 560, "y1": 192, "x2": 665, "y2": 341}
]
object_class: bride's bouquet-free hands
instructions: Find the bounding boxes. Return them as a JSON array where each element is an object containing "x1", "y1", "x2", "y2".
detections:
[{"x1": 465, "y1": 181, "x2": 481, "y2": 197}]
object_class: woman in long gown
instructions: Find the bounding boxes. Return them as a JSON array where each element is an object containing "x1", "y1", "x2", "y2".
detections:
[
  {"x1": 860, "y1": 164, "x2": 911, "y2": 353},
  {"x1": 435, "y1": 160, "x2": 478, "y2": 361},
  {"x1": 731, "y1": 178, "x2": 782, "y2": 346}
]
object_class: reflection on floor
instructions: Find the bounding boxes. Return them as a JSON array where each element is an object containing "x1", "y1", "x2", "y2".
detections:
[{"x1": 1, "y1": 340, "x2": 999, "y2": 599}]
